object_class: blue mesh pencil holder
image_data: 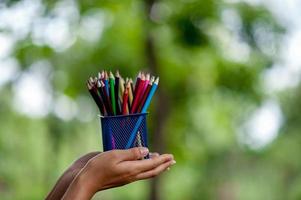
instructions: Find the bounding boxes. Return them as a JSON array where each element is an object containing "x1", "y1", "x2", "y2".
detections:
[{"x1": 100, "y1": 113, "x2": 149, "y2": 152}]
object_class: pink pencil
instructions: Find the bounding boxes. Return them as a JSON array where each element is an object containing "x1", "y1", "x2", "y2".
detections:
[
  {"x1": 131, "y1": 74, "x2": 145, "y2": 113},
  {"x1": 141, "y1": 73, "x2": 150, "y2": 98}
]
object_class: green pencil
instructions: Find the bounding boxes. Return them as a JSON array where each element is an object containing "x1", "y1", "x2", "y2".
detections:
[{"x1": 109, "y1": 71, "x2": 116, "y2": 115}]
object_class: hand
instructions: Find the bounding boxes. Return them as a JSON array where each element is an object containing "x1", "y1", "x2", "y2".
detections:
[{"x1": 62, "y1": 147, "x2": 176, "y2": 200}]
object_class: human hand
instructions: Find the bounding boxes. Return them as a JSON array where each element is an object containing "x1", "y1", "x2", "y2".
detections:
[{"x1": 62, "y1": 147, "x2": 176, "y2": 200}]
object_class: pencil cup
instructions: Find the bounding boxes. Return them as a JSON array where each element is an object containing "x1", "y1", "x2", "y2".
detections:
[{"x1": 100, "y1": 113, "x2": 149, "y2": 152}]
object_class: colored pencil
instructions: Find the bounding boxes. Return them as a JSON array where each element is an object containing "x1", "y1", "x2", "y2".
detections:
[
  {"x1": 101, "y1": 80, "x2": 113, "y2": 116},
  {"x1": 89, "y1": 77, "x2": 94, "y2": 86},
  {"x1": 119, "y1": 77, "x2": 125, "y2": 105},
  {"x1": 96, "y1": 81, "x2": 108, "y2": 115},
  {"x1": 88, "y1": 70, "x2": 159, "y2": 117},
  {"x1": 128, "y1": 78, "x2": 134, "y2": 108},
  {"x1": 115, "y1": 71, "x2": 121, "y2": 115},
  {"x1": 109, "y1": 72, "x2": 116, "y2": 115},
  {"x1": 142, "y1": 73, "x2": 150, "y2": 95},
  {"x1": 131, "y1": 74, "x2": 145, "y2": 113},
  {"x1": 141, "y1": 77, "x2": 159, "y2": 113},
  {"x1": 104, "y1": 71, "x2": 109, "y2": 97},
  {"x1": 134, "y1": 72, "x2": 141, "y2": 96},
  {"x1": 87, "y1": 81, "x2": 104, "y2": 115},
  {"x1": 122, "y1": 82, "x2": 130, "y2": 114},
  {"x1": 137, "y1": 76, "x2": 154, "y2": 113},
  {"x1": 129, "y1": 78, "x2": 134, "y2": 95},
  {"x1": 96, "y1": 81, "x2": 110, "y2": 115},
  {"x1": 98, "y1": 72, "x2": 102, "y2": 80}
]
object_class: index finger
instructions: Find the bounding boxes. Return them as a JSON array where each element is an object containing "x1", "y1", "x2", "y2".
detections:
[{"x1": 122, "y1": 154, "x2": 174, "y2": 173}]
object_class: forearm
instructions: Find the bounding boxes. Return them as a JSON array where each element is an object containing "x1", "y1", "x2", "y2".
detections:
[
  {"x1": 46, "y1": 168, "x2": 80, "y2": 200},
  {"x1": 62, "y1": 168, "x2": 97, "y2": 200},
  {"x1": 46, "y1": 152, "x2": 101, "y2": 200}
]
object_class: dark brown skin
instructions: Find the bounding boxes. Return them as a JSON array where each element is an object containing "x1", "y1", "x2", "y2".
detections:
[{"x1": 46, "y1": 147, "x2": 175, "y2": 200}]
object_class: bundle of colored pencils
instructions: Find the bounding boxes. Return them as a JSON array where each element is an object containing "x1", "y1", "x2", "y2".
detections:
[{"x1": 87, "y1": 70, "x2": 159, "y2": 116}]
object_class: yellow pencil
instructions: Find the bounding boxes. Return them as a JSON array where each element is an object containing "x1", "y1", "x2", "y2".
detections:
[
  {"x1": 128, "y1": 79, "x2": 134, "y2": 107},
  {"x1": 119, "y1": 77, "x2": 125, "y2": 105}
]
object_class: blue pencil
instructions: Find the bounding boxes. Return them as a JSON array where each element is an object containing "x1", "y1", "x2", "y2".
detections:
[
  {"x1": 126, "y1": 77, "x2": 159, "y2": 148},
  {"x1": 104, "y1": 71, "x2": 110, "y2": 97},
  {"x1": 141, "y1": 77, "x2": 159, "y2": 113}
]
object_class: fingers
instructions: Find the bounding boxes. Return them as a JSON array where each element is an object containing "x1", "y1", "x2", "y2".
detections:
[
  {"x1": 124, "y1": 154, "x2": 174, "y2": 173},
  {"x1": 113, "y1": 147, "x2": 149, "y2": 162},
  {"x1": 135, "y1": 160, "x2": 176, "y2": 180},
  {"x1": 149, "y1": 152, "x2": 159, "y2": 158}
]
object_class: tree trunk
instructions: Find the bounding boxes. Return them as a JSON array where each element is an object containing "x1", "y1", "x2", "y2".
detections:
[{"x1": 144, "y1": 1, "x2": 171, "y2": 200}]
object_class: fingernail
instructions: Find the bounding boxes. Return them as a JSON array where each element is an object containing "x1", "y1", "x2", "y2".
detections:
[
  {"x1": 171, "y1": 160, "x2": 176, "y2": 165},
  {"x1": 139, "y1": 147, "x2": 149, "y2": 156},
  {"x1": 167, "y1": 167, "x2": 170, "y2": 171}
]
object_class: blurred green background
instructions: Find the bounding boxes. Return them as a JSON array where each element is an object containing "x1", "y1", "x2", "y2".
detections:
[{"x1": 1, "y1": 0, "x2": 301, "y2": 199}]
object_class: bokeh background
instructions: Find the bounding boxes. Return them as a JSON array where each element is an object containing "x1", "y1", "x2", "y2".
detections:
[{"x1": 1, "y1": 0, "x2": 301, "y2": 199}]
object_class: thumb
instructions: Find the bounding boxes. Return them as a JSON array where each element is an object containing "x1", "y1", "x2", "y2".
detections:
[{"x1": 116, "y1": 147, "x2": 149, "y2": 161}]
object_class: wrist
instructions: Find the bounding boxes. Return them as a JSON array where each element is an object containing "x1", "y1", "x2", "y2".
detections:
[{"x1": 79, "y1": 165, "x2": 99, "y2": 195}]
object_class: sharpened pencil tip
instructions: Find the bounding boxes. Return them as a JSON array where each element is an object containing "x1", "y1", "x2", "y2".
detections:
[
  {"x1": 116, "y1": 70, "x2": 120, "y2": 77},
  {"x1": 146, "y1": 73, "x2": 150, "y2": 80},
  {"x1": 109, "y1": 71, "x2": 114, "y2": 79},
  {"x1": 100, "y1": 80, "x2": 104, "y2": 87},
  {"x1": 97, "y1": 80, "x2": 101, "y2": 87},
  {"x1": 87, "y1": 81, "x2": 93, "y2": 90},
  {"x1": 150, "y1": 76, "x2": 155, "y2": 83}
]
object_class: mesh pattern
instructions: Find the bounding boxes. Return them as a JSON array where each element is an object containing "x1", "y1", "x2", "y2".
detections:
[{"x1": 100, "y1": 113, "x2": 148, "y2": 151}]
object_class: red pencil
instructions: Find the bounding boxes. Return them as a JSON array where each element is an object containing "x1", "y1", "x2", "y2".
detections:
[
  {"x1": 131, "y1": 74, "x2": 145, "y2": 113},
  {"x1": 142, "y1": 73, "x2": 150, "y2": 94},
  {"x1": 137, "y1": 76, "x2": 154, "y2": 113},
  {"x1": 138, "y1": 73, "x2": 150, "y2": 103}
]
